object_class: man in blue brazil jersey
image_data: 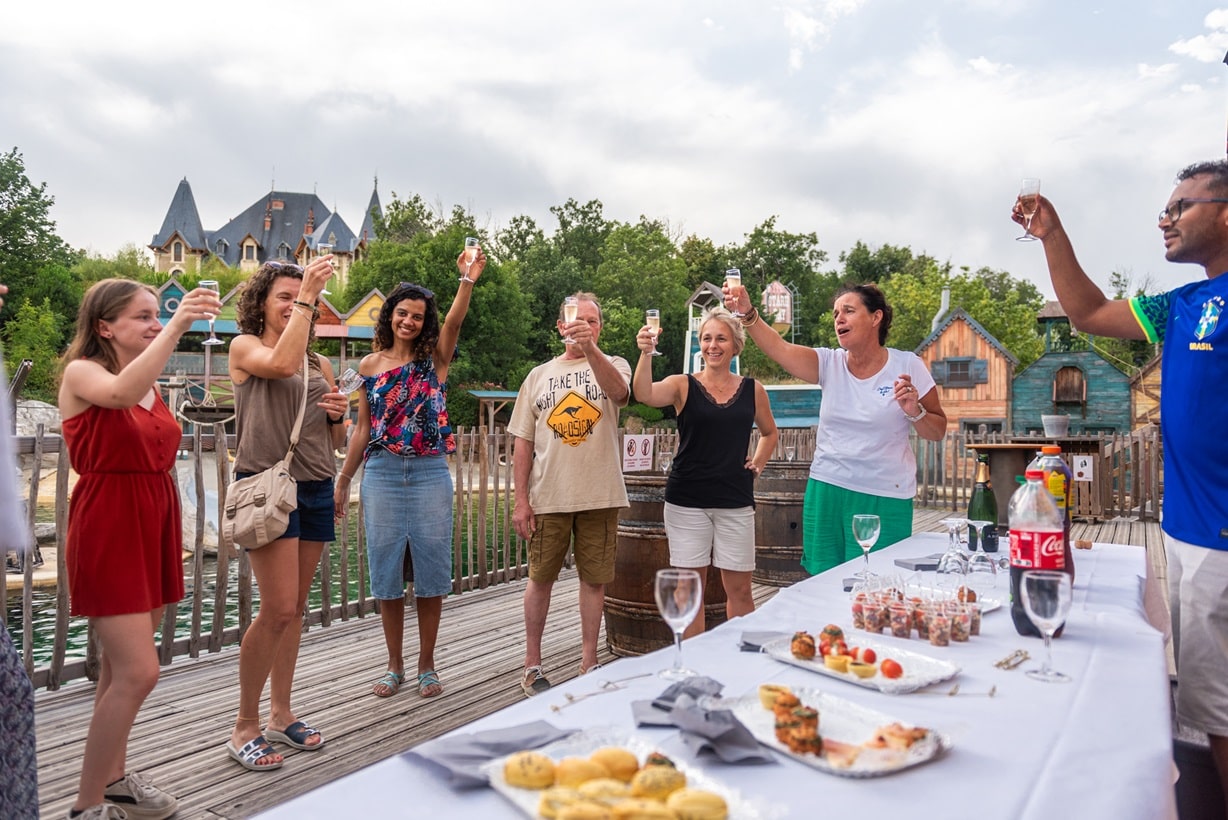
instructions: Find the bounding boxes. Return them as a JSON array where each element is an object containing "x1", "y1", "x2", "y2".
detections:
[{"x1": 1014, "y1": 159, "x2": 1228, "y2": 811}]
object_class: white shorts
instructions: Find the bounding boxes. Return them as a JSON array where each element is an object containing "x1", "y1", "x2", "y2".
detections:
[
  {"x1": 663, "y1": 502, "x2": 756, "y2": 572},
  {"x1": 1168, "y1": 534, "x2": 1228, "y2": 737}
]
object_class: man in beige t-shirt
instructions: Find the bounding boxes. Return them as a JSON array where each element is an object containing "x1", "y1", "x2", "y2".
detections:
[{"x1": 509, "y1": 292, "x2": 631, "y2": 696}]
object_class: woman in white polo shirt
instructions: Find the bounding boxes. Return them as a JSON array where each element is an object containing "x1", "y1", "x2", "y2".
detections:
[{"x1": 725, "y1": 282, "x2": 948, "y2": 575}]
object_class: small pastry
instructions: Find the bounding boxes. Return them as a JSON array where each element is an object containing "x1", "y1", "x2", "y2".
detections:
[
  {"x1": 757, "y1": 683, "x2": 791, "y2": 710},
  {"x1": 503, "y1": 750, "x2": 555, "y2": 789},
  {"x1": 589, "y1": 747, "x2": 639, "y2": 783},
  {"x1": 790, "y1": 631, "x2": 817, "y2": 660},
  {"x1": 629, "y1": 764, "x2": 687, "y2": 799},
  {"x1": 555, "y1": 757, "x2": 610, "y2": 788},
  {"x1": 612, "y1": 798, "x2": 676, "y2": 819},
  {"x1": 577, "y1": 777, "x2": 632, "y2": 806},
  {"x1": 667, "y1": 787, "x2": 730, "y2": 820},
  {"x1": 558, "y1": 800, "x2": 616, "y2": 820},
  {"x1": 537, "y1": 786, "x2": 583, "y2": 818}
]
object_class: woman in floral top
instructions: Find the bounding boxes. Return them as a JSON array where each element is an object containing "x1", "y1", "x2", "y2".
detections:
[{"x1": 334, "y1": 249, "x2": 484, "y2": 698}]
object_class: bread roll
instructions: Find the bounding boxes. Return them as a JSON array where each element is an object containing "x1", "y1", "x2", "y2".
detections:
[
  {"x1": 558, "y1": 799, "x2": 616, "y2": 820},
  {"x1": 629, "y1": 764, "x2": 686, "y2": 800},
  {"x1": 503, "y1": 750, "x2": 555, "y2": 789},
  {"x1": 555, "y1": 756, "x2": 610, "y2": 788},
  {"x1": 577, "y1": 777, "x2": 632, "y2": 806},
  {"x1": 611, "y1": 797, "x2": 677, "y2": 819},
  {"x1": 589, "y1": 746, "x2": 640, "y2": 782},
  {"x1": 537, "y1": 786, "x2": 582, "y2": 818},
  {"x1": 666, "y1": 787, "x2": 730, "y2": 820}
]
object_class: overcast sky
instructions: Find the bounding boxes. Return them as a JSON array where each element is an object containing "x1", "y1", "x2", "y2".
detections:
[{"x1": 4, "y1": 2, "x2": 1227, "y2": 299}]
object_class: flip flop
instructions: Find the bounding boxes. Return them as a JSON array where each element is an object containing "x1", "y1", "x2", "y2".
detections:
[
  {"x1": 226, "y1": 736, "x2": 284, "y2": 771},
  {"x1": 418, "y1": 669, "x2": 443, "y2": 698},
  {"x1": 373, "y1": 670, "x2": 404, "y2": 698},
  {"x1": 264, "y1": 720, "x2": 325, "y2": 751}
]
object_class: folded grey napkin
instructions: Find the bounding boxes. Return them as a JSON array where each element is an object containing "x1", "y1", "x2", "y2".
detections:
[
  {"x1": 402, "y1": 720, "x2": 577, "y2": 788},
  {"x1": 739, "y1": 630, "x2": 789, "y2": 652},
  {"x1": 633, "y1": 678, "x2": 773, "y2": 765}
]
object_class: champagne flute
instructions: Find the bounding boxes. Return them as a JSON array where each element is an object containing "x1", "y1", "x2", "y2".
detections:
[
  {"x1": 645, "y1": 309, "x2": 663, "y2": 356},
  {"x1": 200, "y1": 280, "x2": 223, "y2": 346},
  {"x1": 562, "y1": 296, "x2": 579, "y2": 345},
  {"x1": 658, "y1": 445, "x2": 673, "y2": 474},
  {"x1": 336, "y1": 368, "x2": 364, "y2": 395},
  {"x1": 1016, "y1": 178, "x2": 1041, "y2": 241},
  {"x1": 1021, "y1": 570, "x2": 1073, "y2": 683},
  {"x1": 784, "y1": 445, "x2": 796, "y2": 462},
  {"x1": 654, "y1": 568, "x2": 702, "y2": 680},
  {"x1": 936, "y1": 517, "x2": 969, "y2": 589},
  {"x1": 461, "y1": 237, "x2": 479, "y2": 283},
  {"x1": 317, "y1": 242, "x2": 335, "y2": 295},
  {"x1": 851, "y1": 514, "x2": 881, "y2": 579},
  {"x1": 725, "y1": 268, "x2": 744, "y2": 318}
]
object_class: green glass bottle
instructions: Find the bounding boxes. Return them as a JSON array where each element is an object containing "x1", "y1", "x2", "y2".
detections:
[{"x1": 967, "y1": 453, "x2": 999, "y2": 552}]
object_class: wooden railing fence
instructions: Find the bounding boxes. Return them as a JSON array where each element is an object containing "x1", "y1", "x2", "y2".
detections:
[{"x1": 2, "y1": 423, "x2": 1160, "y2": 690}]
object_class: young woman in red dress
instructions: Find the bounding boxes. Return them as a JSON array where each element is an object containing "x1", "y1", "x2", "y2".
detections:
[{"x1": 58, "y1": 278, "x2": 220, "y2": 820}]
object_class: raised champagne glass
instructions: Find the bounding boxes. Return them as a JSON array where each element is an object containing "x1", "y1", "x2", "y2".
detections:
[
  {"x1": 318, "y1": 242, "x2": 335, "y2": 295},
  {"x1": 461, "y1": 237, "x2": 479, "y2": 283},
  {"x1": 646, "y1": 309, "x2": 662, "y2": 356},
  {"x1": 562, "y1": 296, "x2": 579, "y2": 345},
  {"x1": 725, "y1": 268, "x2": 744, "y2": 318},
  {"x1": 655, "y1": 568, "x2": 702, "y2": 680},
  {"x1": 1016, "y1": 178, "x2": 1041, "y2": 241},
  {"x1": 200, "y1": 280, "x2": 223, "y2": 346},
  {"x1": 336, "y1": 368, "x2": 364, "y2": 395}
]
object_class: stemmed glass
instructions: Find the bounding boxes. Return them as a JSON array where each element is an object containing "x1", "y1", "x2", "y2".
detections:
[
  {"x1": 658, "y1": 443, "x2": 674, "y2": 474},
  {"x1": 655, "y1": 568, "x2": 702, "y2": 680},
  {"x1": 851, "y1": 514, "x2": 881, "y2": 579},
  {"x1": 1016, "y1": 178, "x2": 1041, "y2": 241},
  {"x1": 645, "y1": 309, "x2": 663, "y2": 356},
  {"x1": 461, "y1": 237, "x2": 479, "y2": 283},
  {"x1": 1021, "y1": 570, "x2": 1073, "y2": 683},
  {"x1": 317, "y1": 242, "x2": 335, "y2": 295},
  {"x1": 725, "y1": 268, "x2": 744, "y2": 318},
  {"x1": 965, "y1": 519, "x2": 998, "y2": 597},
  {"x1": 562, "y1": 296, "x2": 579, "y2": 345},
  {"x1": 936, "y1": 517, "x2": 969, "y2": 588},
  {"x1": 783, "y1": 445, "x2": 796, "y2": 462},
  {"x1": 336, "y1": 368, "x2": 365, "y2": 396},
  {"x1": 200, "y1": 280, "x2": 223, "y2": 346}
]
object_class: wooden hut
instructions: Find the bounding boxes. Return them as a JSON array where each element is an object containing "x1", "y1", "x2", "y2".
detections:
[{"x1": 915, "y1": 307, "x2": 1016, "y2": 437}]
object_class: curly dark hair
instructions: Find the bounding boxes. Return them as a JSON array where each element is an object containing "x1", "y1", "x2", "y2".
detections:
[
  {"x1": 60, "y1": 278, "x2": 158, "y2": 376},
  {"x1": 234, "y1": 261, "x2": 316, "y2": 344},
  {"x1": 373, "y1": 283, "x2": 440, "y2": 361},
  {"x1": 1176, "y1": 159, "x2": 1228, "y2": 196},
  {"x1": 835, "y1": 282, "x2": 893, "y2": 345}
]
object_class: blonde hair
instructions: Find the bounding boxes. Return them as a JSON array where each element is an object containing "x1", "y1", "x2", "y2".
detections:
[{"x1": 699, "y1": 307, "x2": 745, "y2": 357}]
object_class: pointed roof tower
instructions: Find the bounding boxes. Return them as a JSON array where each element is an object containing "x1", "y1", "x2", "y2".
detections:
[
  {"x1": 360, "y1": 176, "x2": 383, "y2": 243},
  {"x1": 151, "y1": 178, "x2": 207, "y2": 250}
]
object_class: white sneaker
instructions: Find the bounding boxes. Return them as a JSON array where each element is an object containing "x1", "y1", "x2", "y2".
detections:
[
  {"x1": 68, "y1": 805, "x2": 128, "y2": 820},
  {"x1": 103, "y1": 772, "x2": 178, "y2": 820}
]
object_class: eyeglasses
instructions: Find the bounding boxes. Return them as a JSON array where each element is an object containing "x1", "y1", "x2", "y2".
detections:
[
  {"x1": 395, "y1": 282, "x2": 435, "y2": 300},
  {"x1": 264, "y1": 260, "x2": 304, "y2": 273},
  {"x1": 1158, "y1": 198, "x2": 1228, "y2": 224}
]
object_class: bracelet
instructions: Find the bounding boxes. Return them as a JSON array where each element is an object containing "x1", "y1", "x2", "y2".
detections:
[
  {"x1": 292, "y1": 305, "x2": 314, "y2": 320},
  {"x1": 904, "y1": 404, "x2": 928, "y2": 423},
  {"x1": 293, "y1": 300, "x2": 317, "y2": 310},
  {"x1": 326, "y1": 414, "x2": 345, "y2": 426},
  {"x1": 740, "y1": 308, "x2": 760, "y2": 328},
  {"x1": 338, "y1": 472, "x2": 354, "y2": 481}
]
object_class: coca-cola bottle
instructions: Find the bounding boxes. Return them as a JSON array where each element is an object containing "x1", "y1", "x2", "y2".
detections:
[
  {"x1": 1009, "y1": 468, "x2": 1069, "y2": 637},
  {"x1": 1038, "y1": 445, "x2": 1075, "y2": 584}
]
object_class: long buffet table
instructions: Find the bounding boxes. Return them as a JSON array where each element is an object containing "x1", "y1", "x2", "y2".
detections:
[{"x1": 260, "y1": 533, "x2": 1176, "y2": 819}]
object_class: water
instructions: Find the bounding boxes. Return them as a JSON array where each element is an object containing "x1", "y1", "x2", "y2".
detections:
[{"x1": 6, "y1": 540, "x2": 365, "y2": 669}]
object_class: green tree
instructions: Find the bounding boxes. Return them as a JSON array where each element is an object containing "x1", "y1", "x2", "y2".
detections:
[
  {"x1": 73, "y1": 244, "x2": 157, "y2": 286},
  {"x1": 728, "y1": 217, "x2": 832, "y2": 349},
  {"x1": 2, "y1": 297, "x2": 62, "y2": 401},
  {"x1": 550, "y1": 198, "x2": 610, "y2": 276},
  {"x1": 0, "y1": 148, "x2": 81, "y2": 333}
]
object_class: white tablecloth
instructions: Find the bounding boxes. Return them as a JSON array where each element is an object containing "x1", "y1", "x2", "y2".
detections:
[{"x1": 260, "y1": 534, "x2": 1176, "y2": 820}]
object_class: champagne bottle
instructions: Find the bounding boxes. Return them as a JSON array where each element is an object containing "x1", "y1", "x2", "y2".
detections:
[{"x1": 967, "y1": 453, "x2": 999, "y2": 552}]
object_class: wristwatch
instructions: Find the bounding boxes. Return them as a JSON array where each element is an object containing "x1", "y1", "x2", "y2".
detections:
[{"x1": 904, "y1": 405, "x2": 928, "y2": 423}]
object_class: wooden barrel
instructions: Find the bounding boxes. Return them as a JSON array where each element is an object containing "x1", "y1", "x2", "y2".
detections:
[
  {"x1": 752, "y1": 461, "x2": 809, "y2": 586},
  {"x1": 603, "y1": 474, "x2": 728, "y2": 657}
]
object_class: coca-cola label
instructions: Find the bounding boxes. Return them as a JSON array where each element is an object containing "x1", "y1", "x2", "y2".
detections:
[{"x1": 1009, "y1": 529, "x2": 1066, "y2": 570}]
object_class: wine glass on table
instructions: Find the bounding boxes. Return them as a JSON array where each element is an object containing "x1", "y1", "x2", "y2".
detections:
[
  {"x1": 784, "y1": 445, "x2": 796, "y2": 462},
  {"x1": 655, "y1": 568, "x2": 702, "y2": 680},
  {"x1": 936, "y1": 517, "x2": 969, "y2": 590},
  {"x1": 851, "y1": 514, "x2": 881, "y2": 579},
  {"x1": 1016, "y1": 178, "x2": 1041, "y2": 241},
  {"x1": 562, "y1": 296, "x2": 579, "y2": 345},
  {"x1": 461, "y1": 237, "x2": 479, "y2": 283},
  {"x1": 1021, "y1": 570, "x2": 1073, "y2": 683},
  {"x1": 657, "y1": 442, "x2": 674, "y2": 474},
  {"x1": 965, "y1": 519, "x2": 998, "y2": 597},
  {"x1": 200, "y1": 280, "x2": 224, "y2": 346},
  {"x1": 645, "y1": 309, "x2": 663, "y2": 356},
  {"x1": 317, "y1": 242, "x2": 335, "y2": 295},
  {"x1": 725, "y1": 268, "x2": 744, "y2": 318}
]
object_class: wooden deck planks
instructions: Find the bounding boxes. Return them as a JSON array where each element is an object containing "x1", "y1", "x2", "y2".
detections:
[{"x1": 33, "y1": 511, "x2": 1163, "y2": 819}]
